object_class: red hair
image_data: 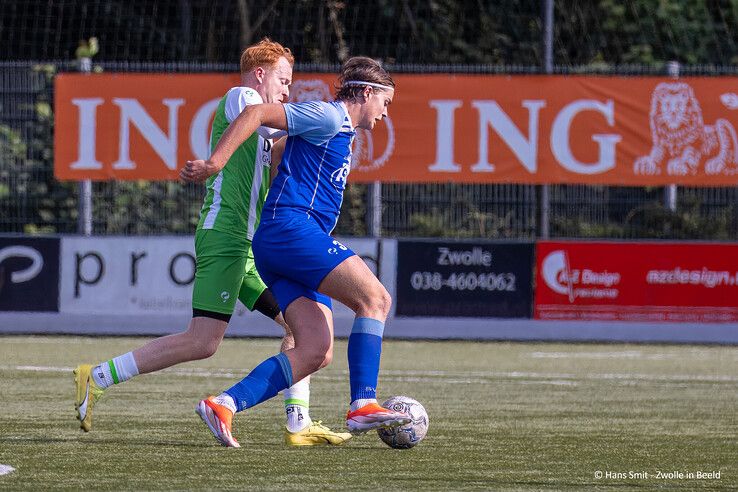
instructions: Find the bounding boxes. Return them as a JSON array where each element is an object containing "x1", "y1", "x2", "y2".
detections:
[{"x1": 240, "y1": 38, "x2": 294, "y2": 75}]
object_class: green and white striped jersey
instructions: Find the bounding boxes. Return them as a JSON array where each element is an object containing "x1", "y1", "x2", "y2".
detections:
[{"x1": 197, "y1": 87, "x2": 283, "y2": 241}]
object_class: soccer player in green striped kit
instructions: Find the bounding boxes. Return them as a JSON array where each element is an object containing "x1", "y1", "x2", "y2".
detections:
[{"x1": 74, "y1": 39, "x2": 351, "y2": 446}]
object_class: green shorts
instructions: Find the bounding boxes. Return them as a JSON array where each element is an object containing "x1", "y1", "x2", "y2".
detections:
[{"x1": 192, "y1": 229, "x2": 267, "y2": 315}]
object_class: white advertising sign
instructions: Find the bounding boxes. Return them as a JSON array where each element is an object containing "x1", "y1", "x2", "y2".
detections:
[
  {"x1": 60, "y1": 236, "x2": 195, "y2": 314},
  {"x1": 59, "y1": 236, "x2": 379, "y2": 316}
]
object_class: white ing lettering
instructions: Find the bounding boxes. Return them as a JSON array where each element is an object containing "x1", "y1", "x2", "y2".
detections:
[
  {"x1": 550, "y1": 99, "x2": 621, "y2": 174},
  {"x1": 71, "y1": 97, "x2": 215, "y2": 170},
  {"x1": 189, "y1": 98, "x2": 220, "y2": 160},
  {"x1": 427, "y1": 98, "x2": 621, "y2": 175},
  {"x1": 428, "y1": 100, "x2": 462, "y2": 172},
  {"x1": 68, "y1": 94, "x2": 623, "y2": 175},
  {"x1": 70, "y1": 98, "x2": 104, "y2": 170},
  {"x1": 471, "y1": 99, "x2": 545, "y2": 173},
  {"x1": 112, "y1": 98, "x2": 184, "y2": 170}
]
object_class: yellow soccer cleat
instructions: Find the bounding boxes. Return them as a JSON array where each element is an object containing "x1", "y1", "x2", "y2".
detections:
[
  {"x1": 284, "y1": 421, "x2": 353, "y2": 446},
  {"x1": 73, "y1": 364, "x2": 105, "y2": 432}
]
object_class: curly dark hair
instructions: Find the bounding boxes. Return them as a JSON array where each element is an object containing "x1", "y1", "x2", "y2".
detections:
[{"x1": 335, "y1": 56, "x2": 394, "y2": 101}]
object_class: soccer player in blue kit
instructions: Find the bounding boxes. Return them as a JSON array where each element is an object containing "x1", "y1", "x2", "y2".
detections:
[{"x1": 181, "y1": 56, "x2": 411, "y2": 447}]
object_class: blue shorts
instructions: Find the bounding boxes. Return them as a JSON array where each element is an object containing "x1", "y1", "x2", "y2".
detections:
[{"x1": 252, "y1": 215, "x2": 355, "y2": 313}]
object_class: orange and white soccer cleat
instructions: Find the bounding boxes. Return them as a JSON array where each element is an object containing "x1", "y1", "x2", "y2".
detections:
[
  {"x1": 346, "y1": 402, "x2": 411, "y2": 434},
  {"x1": 195, "y1": 396, "x2": 240, "y2": 447}
]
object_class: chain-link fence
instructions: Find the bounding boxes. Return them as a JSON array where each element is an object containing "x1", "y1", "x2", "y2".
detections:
[
  {"x1": 2, "y1": 1, "x2": 738, "y2": 239},
  {"x1": 3, "y1": 59, "x2": 737, "y2": 239}
]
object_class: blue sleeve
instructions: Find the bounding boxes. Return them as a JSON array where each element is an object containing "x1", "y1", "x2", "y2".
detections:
[{"x1": 284, "y1": 101, "x2": 343, "y2": 145}]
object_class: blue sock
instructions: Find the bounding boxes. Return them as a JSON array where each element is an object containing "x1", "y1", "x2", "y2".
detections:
[
  {"x1": 225, "y1": 353, "x2": 293, "y2": 412},
  {"x1": 347, "y1": 317, "x2": 385, "y2": 401}
]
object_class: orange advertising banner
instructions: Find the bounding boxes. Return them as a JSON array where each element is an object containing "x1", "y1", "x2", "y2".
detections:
[{"x1": 55, "y1": 73, "x2": 738, "y2": 185}]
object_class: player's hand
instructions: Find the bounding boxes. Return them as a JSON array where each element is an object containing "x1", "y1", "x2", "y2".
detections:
[{"x1": 180, "y1": 159, "x2": 220, "y2": 183}]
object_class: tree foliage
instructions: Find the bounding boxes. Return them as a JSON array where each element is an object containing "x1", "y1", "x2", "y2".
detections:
[{"x1": 3, "y1": 1, "x2": 738, "y2": 66}]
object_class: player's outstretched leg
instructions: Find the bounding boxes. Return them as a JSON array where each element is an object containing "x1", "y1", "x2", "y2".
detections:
[
  {"x1": 195, "y1": 396, "x2": 240, "y2": 447},
  {"x1": 73, "y1": 318, "x2": 227, "y2": 432},
  {"x1": 73, "y1": 364, "x2": 105, "y2": 432},
  {"x1": 73, "y1": 352, "x2": 139, "y2": 432}
]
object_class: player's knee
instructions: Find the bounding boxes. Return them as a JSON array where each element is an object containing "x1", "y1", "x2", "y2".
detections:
[
  {"x1": 200, "y1": 340, "x2": 221, "y2": 359},
  {"x1": 378, "y1": 287, "x2": 392, "y2": 316},
  {"x1": 351, "y1": 284, "x2": 391, "y2": 319},
  {"x1": 363, "y1": 286, "x2": 392, "y2": 318},
  {"x1": 193, "y1": 339, "x2": 220, "y2": 360},
  {"x1": 302, "y1": 342, "x2": 332, "y2": 372},
  {"x1": 303, "y1": 351, "x2": 324, "y2": 373},
  {"x1": 319, "y1": 346, "x2": 333, "y2": 369},
  {"x1": 186, "y1": 331, "x2": 222, "y2": 360}
]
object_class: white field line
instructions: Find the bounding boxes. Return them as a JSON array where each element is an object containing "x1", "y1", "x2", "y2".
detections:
[
  {"x1": 527, "y1": 350, "x2": 732, "y2": 360},
  {"x1": 517, "y1": 380, "x2": 579, "y2": 386},
  {"x1": 529, "y1": 351, "x2": 654, "y2": 359},
  {"x1": 0, "y1": 465, "x2": 15, "y2": 476},
  {"x1": 1, "y1": 365, "x2": 737, "y2": 385},
  {"x1": 0, "y1": 338, "x2": 101, "y2": 344},
  {"x1": 0, "y1": 338, "x2": 280, "y2": 347}
]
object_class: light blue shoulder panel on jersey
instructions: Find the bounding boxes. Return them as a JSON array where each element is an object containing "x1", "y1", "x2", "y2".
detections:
[
  {"x1": 284, "y1": 100, "x2": 345, "y2": 145},
  {"x1": 263, "y1": 100, "x2": 354, "y2": 233}
]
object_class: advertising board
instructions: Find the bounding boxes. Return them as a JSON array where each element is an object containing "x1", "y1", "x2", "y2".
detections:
[
  {"x1": 535, "y1": 241, "x2": 738, "y2": 322},
  {"x1": 396, "y1": 240, "x2": 534, "y2": 317}
]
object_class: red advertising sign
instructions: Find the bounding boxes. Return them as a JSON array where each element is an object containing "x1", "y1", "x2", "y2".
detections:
[{"x1": 535, "y1": 241, "x2": 738, "y2": 323}]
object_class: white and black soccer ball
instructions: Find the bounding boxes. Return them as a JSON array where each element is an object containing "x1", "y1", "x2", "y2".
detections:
[{"x1": 377, "y1": 396, "x2": 429, "y2": 449}]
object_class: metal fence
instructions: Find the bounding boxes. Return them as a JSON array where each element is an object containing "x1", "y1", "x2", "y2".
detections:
[
  {"x1": 3, "y1": 1, "x2": 738, "y2": 239},
  {"x1": 1, "y1": 60, "x2": 738, "y2": 239}
]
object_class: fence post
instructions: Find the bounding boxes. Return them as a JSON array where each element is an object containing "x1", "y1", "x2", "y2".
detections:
[
  {"x1": 76, "y1": 41, "x2": 96, "y2": 236},
  {"x1": 537, "y1": 0, "x2": 554, "y2": 239},
  {"x1": 77, "y1": 181, "x2": 92, "y2": 236},
  {"x1": 367, "y1": 182, "x2": 382, "y2": 237},
  {"x1": 663, "y1": 60, "x2": 679, "y2": 214}
]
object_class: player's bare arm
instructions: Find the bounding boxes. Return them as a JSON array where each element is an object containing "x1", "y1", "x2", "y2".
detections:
[{"x1": 181, "y1": 103, "x2": 288, "y2": 183}]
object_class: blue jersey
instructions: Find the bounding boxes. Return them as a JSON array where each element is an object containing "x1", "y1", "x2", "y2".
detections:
[{"x1": 262, "y1": 100, "x2": 355, "y2": 233}]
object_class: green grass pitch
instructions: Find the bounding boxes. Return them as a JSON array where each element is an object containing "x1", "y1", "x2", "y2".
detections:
[{"x1": 0, "y1": 335, "x2": 736, "y2": 490}]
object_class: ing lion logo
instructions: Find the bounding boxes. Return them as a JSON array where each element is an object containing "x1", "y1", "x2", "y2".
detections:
[
  {"x1": 634, "y1": 82, "x2": 738, "y2": 176},
  {"x1": 289, "y1": 79, "x2": 332, "y2": 103},
  {"x1": 289, "y1": 79, "x2": 395, "y2": 172}
]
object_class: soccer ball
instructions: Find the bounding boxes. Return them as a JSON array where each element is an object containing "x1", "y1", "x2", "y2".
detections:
[{"x1": 377, "y1": 396, "x2": 429, "y2": 449}]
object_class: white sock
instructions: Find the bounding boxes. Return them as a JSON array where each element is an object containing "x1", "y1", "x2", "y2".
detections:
[
  {"x1": 350, "y1": 398, "x2": 377, "y2": 411},
  {"x1": 91, "y1": 352, "x2": 140, "y2": 390},
  {"x1": 214, "y1": 393, "x2": 237, "y2": 414},
  {"x1": 284, "y1": 376, "x2": 312, "y2": 432}
]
